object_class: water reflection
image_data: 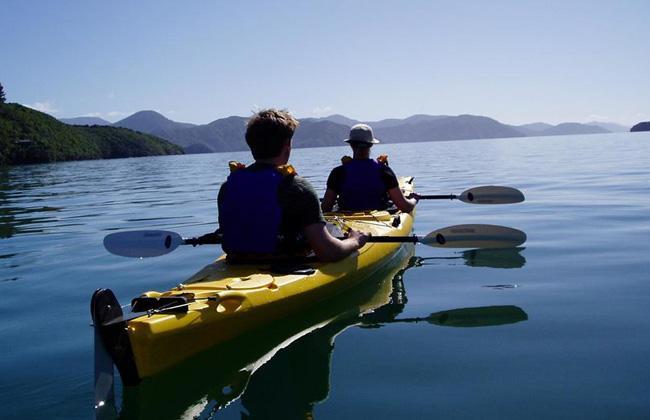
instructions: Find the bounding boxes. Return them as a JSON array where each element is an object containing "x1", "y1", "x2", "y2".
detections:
[
  {"x1": 109, "y1": 252, "x2": 528, "y2": 420},
  {"x1": 377, "y1": 305, "x2": 528, "y2": 328},
  {"x1": 411, "y1": 247, "x2": 526, "y2": 269},
  {"x1": 0, "y1": 168, "x2": 64, "y2": 238},
  {"x1": 0, "y1": 205, "x2": 61, "y2": 238}
]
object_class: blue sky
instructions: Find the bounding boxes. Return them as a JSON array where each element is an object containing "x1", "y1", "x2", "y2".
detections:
[{"x1": 2, "y1": 0, "x2": 648, "y2": 125}]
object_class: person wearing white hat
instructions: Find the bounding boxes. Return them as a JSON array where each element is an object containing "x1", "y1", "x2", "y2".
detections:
[{"x1": 321, "y1": 124, "x2": 418, "y2": 213}]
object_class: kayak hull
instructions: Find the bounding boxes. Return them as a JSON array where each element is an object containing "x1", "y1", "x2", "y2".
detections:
[{"x1": 93, "y1": 177, "x2": 415, "y2": 384}]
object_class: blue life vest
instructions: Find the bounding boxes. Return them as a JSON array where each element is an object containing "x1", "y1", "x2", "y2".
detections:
[
  {"x1": 219, "y1": 166, "x2": 284, "y2": 254},
  {"x1": 339, "y1": 159, "x2": 387, "y2": 211}
]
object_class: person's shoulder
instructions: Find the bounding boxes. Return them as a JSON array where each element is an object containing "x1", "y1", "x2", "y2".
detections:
[
  {"x1": 378, "y1": 163, "x2": 399, "y2": 189},
  {"x1": 325, "y1": 165, "x2": 345, "y2": 191},
  {"x1": 290, "y1": 175, "x2": 312, "y2": 187},
  {"x1": 330, "y1": 164, "x2": 346, "y2": 174},
  {"x1": 379, "y1": 163, "x2": 397, "y2": 177},
  {"x1": 282, "y1": 175, "x2": 317, "y2": 194},
  {"x1": 327, "y1": 162, "x2": 348, "y2": 178}
]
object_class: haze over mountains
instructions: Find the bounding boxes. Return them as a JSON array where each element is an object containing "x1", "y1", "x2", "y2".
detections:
[{"x1": 60, "y1": 111, "x2": 628, "y2": 154}]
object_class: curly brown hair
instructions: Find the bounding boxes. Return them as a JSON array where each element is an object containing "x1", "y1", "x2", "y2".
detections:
[{"x1": 245, "y1": 109, "x2": 299, "y2": 160}]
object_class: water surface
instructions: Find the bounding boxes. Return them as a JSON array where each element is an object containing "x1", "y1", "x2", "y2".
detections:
[{"x1": 1, "y1": 132, "x2": 649, "y2": 419}]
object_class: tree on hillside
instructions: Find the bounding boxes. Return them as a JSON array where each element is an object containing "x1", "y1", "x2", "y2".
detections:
[{"x1": 0, "y1": 82, "x2": 5, "y2": 103}]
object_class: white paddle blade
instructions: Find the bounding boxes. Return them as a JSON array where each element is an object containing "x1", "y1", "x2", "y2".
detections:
[
  {"x1": 103, "y1": 230, "x2": 184, "y2": 258},
  {"x1": 459, "y1": 186, "x2": 525, "y2": 204},
  {"x1": 421, "y1": 224, "x2": 526, "y2": 249}
]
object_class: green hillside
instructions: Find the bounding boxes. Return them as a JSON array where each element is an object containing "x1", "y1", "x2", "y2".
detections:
[{"x1": 0, "y1": 103, "x2": 183, "y2": 165}]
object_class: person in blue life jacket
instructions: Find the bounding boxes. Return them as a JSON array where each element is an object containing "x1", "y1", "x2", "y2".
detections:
[
  {"x1": 321, "y1": 124, "x2": 419, "y2": 213},
  {"x1": 217, "y1": 109, "x2": 368, "y2": 263}
]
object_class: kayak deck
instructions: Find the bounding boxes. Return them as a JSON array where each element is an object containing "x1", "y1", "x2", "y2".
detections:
[{"x1": 93, "y1": 177, "x2": 415, "y2": 384}]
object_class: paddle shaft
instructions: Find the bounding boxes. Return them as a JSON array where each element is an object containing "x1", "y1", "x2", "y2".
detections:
[
  {"x1": 359, "y1": 236, "x2": 419, "y2": 243},
  {"x1": 186, "y1": 235, "x2": 421, "y2": 245},
  {"x1": 418, "y1": 194, "x2": 457, "y2": 200}
]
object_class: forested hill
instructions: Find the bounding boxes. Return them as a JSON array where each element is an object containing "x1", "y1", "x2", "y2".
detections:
[{"x1": 0, "y1": 103, "x2": 183, "y2": 165}]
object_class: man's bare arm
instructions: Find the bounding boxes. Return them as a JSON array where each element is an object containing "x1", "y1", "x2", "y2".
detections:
[
  {"x1": 304, "y1": 223, "x2": 367, "y2": 262},
  {"x1": 387, "y1": 187, "x2": 418, "y2": 213},
  {"x1": 321, "y1": 188, "x2": 338, "y2": 212}
]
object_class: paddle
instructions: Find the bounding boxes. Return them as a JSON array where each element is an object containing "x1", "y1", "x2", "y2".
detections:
[
  {"x1": 103, "y1": 224, "x2": 527, "y2": 258},
  {"x1": 415, "y1": 186, "x2": 524, "y2": 204},
  {"x1": 321, "y1": 185, "x2": 524, "y2": 204}
]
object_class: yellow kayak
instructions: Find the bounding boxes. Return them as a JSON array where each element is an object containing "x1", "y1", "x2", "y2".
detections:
[
  {"x1": 118, "y1": 246, "x2": 415, "y2": 417},
  {"x1": 92, "y1": 177, "x2": 416, "y2": 385}
]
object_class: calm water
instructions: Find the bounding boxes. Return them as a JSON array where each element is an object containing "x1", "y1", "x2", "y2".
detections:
[{"x1": 1, "y1": 132, "x2": 649, "y2": 419}]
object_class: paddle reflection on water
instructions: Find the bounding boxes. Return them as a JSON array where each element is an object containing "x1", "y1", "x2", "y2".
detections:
[
  {"x1": 410, "y1": 247, "x2": 526, "y2": 270},
  {"x1": 103, "y1": 247, "x2": 528, "y2": 419}
]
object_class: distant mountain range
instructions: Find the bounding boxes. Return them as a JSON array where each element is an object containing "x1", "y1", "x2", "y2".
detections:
[
  {"x1": 59, "y1": 111, "x2": 630, "y2": 154},
  {"x1": 586, "y1": 121, "x2": 629, "y2": 132}
]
